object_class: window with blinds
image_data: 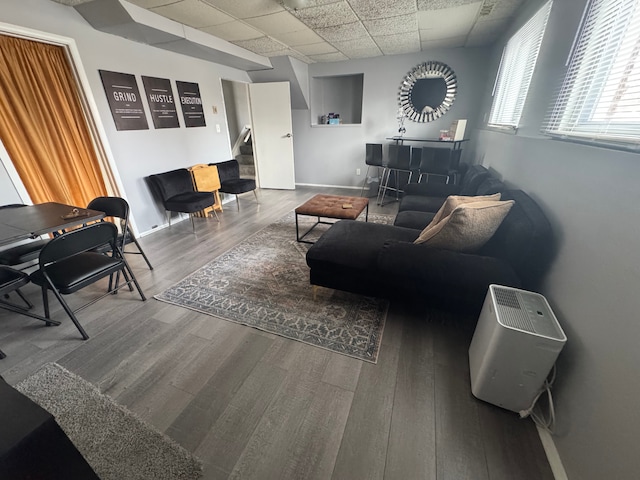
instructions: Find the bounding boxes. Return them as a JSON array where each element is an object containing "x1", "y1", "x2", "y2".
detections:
[
  {"x1": 544, "y1": 0, "x2": 640, "y2": 146},
  {"x1": 487, "y1": 1, "x2": 552, "y2": 129}
]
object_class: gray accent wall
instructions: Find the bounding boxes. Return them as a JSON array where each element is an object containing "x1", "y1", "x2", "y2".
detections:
[
  {"x1": 292, "y1": 48, "x2": 491, "y2": 187},
  {"x1": 1, "y1": 0, "x2": 250, "y2": 234},
  {"x1": 473, "y1": 0, "x2": 640, "y2": 478}
]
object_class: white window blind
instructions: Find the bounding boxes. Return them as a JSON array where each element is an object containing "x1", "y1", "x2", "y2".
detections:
[
  {"x1": 544, "y1": 0, "x2": 640, "y2": 145},
  {"x1": 488, "y1": 1, "x2": 552, "y2": 129}
]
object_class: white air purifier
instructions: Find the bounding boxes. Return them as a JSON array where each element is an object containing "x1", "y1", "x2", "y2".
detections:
[{"x1": 469, "y1": 285, "x2": 567, "y2": 413}]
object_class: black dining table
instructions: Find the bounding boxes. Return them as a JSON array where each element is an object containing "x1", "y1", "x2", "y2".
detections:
[
  {"x1": 0, "y1": 202, "x2": 105, "y2": 246},
  {"x1": 386, "y1": 136, "x2": 469, "y2": 150}
]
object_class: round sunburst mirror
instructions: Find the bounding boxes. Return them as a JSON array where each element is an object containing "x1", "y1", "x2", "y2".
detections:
[{"x1": 398, "y1": 61, "x2": 457, "y2": 122}]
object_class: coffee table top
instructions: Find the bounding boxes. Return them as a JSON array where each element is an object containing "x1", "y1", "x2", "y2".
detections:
[{"x1": 295, "y1": 194, "x2": 368, "y2": 220}]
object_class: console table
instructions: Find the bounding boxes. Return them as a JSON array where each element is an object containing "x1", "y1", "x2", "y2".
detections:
[{"x1": 386, "y1": 136, "x2": 469, "y2": 150}]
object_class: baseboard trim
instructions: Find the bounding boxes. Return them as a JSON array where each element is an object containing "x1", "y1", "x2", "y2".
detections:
[
  {"x1": 295, "y1": 182, "x2": 360, "y2": 190},
  {"x1": 536, "y1": 426, "x2": 568, "y2": 480}
]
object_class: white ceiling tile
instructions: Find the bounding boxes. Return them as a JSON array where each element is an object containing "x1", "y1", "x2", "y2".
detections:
[
  {"x1": 271, "y1": 28, "x2": 325, "y2": 46},
  {"x1": 469, "y1": 17, "x2": 507, "y2": 36},
  {"x1": 201, "y1": 0, "x2": 284, "y2": 19},
  {"x1": 290, "y1": 2, "x2": 359, "y2": 29},
  {"x1": 151, "y1": 0, "x2": 233, "y2": 29},
  {"x1": 363, "y1": 14, "x2": 417, "y2": 36},
  {"x1": 374, "y1": 32, "x2": 421, "y2": 55},
  {"x1": 232, "y1": 36, "x2": 288, "y2": 54},
  {"x1": 244, "y1": 11, "x2": 309, "y2": 34},
  {"x1": 418, "y1": 2, "x2": 482, "y2": 31},
  {"x1": 315, "y1": 22, "x2": 369, "y2": 42},
  {"x1": 332, "y1": 38, "x2": 382, "y2": 58},
  {"x1": 307, "y1": 51, "x2": 350, "y2": 62},
  {"x1": 348, "y1": 0, "x2": 416, "y2": 21},
  {"x1": 200, "y1": 21, "x2": 264, "y2": 42},
  {"x1": 295, "y1": 42, "x2": 337, "y2": 55},
  {"x1": 417, "y1": 0, "x2": 480, "y2": 9}
]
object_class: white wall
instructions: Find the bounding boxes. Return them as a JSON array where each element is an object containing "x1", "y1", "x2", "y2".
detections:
[
  {"x1": 473, "y1": 0, "x2": 640, "y2": 478},
  {"x1": 1, "y1": 0, "x2": 250, "y2": 234},
  {"x1": 292, "y1": 47, "x2": 491, "y2": 188}
]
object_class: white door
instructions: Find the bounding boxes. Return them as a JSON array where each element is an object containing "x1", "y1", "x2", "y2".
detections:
[{"x1": 248, "y1": 82, "x2": 295, "y2": 189}]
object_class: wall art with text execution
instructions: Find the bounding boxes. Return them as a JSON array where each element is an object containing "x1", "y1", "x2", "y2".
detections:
[{"x1": 176, "y1": 81, "x2": 206, "y2": 128}]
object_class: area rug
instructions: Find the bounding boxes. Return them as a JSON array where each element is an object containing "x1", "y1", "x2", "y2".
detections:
[
  {"x1": 16, "y1": 363, "x2": 203, "y2": 480},
  {"x1": 155, "y1": 212, "x2": 393, "y2": 363}
]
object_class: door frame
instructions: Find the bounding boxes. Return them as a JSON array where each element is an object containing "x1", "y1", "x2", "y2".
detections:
[{"x1": 0, "y1": 22, "x2": 135, "y2": 230}]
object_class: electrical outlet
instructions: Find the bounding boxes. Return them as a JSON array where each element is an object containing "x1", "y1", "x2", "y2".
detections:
[
  {"x1": 356, "y1": 168, "x2": 361, "y2": 175},
  {"x1": 216, "y1": 124, "x2": 221, "y2": 133}
]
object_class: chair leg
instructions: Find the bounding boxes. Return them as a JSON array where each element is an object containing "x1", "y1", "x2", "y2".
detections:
[
  {"x1": 235, "y1": 194, "x2": 241, "y2": 210},
  {"x1": 359, "y1": 165, "x2": 372, "y2": 197},
  {"x1": 190, "y1": 213, "x2": 195, "y2": 231},
  {"x1": 131, "y1": 236, "x2": 153, "y2": 270},
  {"x1": 120, "y1": 259, "x2": 146, "y2": 302},
  {"x1": 252, "y1": 190, "x2": 259, "y2": 204},
  {"x1": 0, "y1": 348, "x2": 5, "y2": 359},
  {"x1": 15, "y1": 288, "x2": 33, "y2": 309},
  {"x1": 46, "y1": 285, "x2": 90, "y2": 340}
]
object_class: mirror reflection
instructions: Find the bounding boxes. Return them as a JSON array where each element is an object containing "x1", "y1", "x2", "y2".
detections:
[
  {"x1": 398, "y1": 61, "x2": 457, "y2": 123},
  {"x1": 410, "y1": 78, "x2": 448, "y2": 114}
]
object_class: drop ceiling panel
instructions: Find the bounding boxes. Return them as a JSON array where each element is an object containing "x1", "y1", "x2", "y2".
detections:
[
  {"x1": 271, "y1": 28, "x2": 325, "y2": 46},
  {"x1": 348, "y1": 0, "x2": 417, "y2": 20},
  {"x1": 295, "y1": 42, "x2": 337, "y2": 55},
  {"x1": 315, "y1": 22, "x2": 370, "y2": 42},
  {"x1": 244, "y1": 11, "x2": 309, "y2": 34},
  {"x1": 421, "y1": 35, "x2": 467, "y2": 49},
  {"x1": 151, "y1": 0, "x2": 233, "y2": 29},
  {"x1": 201, "y1": 0, "x2": 284, "y2": 19},
  {"x1": 307, "y1": 51, "x2": 349, "y2": 62},
  {"x1": 290, "y1": 2, "x2": 359, "y2": 29},
  {"x1": 200, "y1": 20, "x2": 264, "y2": 41},
  {"x1": 363, "y1": 14, "x2": 417, "y2": 36},
  {"x1": 55, "y1": 0, "x2": 527, "y2": 65}
]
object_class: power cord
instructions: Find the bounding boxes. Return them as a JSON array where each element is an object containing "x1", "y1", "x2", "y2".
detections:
[{"x1": 518, "y1": 365, "x2": 558, "y2": 433}]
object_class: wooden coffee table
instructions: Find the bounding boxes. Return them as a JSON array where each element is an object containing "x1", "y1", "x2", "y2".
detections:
[{"x1": 295, "y1": 194, "x2": 369, "y2": 244}]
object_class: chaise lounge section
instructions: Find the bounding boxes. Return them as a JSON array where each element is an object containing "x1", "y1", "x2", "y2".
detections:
[{"x1": 306, "y1": 189, "x2": 554, "y2": 312}]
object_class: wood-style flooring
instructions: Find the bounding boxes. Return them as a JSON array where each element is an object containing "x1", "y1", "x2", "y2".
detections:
[{"x1": 0, "y1": 186, "x2": 554, "y2": 480}]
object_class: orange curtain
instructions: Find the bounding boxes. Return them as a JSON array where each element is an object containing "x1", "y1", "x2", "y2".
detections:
[{"x1": 0, "y1": 34, "x2": 107, "y2": 206}]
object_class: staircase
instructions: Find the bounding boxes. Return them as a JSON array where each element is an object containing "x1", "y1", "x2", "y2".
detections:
[{"x1": 237, "y1": 143, "x2": 255, "y2": 179}]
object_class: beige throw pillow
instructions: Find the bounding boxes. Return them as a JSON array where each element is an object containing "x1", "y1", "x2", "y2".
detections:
[
  {"x1": 430, "y1": 193, "x2": 502, "y2": 226},
  {"x1": 414, "y1": 199, "x2": 515, "y2": 252}
]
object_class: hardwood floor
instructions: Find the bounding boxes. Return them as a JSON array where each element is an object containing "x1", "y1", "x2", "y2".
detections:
[{"x1": 0, "y1": 186, "x2": 554, "y2": 480}]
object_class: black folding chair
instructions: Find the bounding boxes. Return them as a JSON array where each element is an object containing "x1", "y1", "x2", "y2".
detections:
[
  {"x1": 87, "y1": 196, "x2": 153, "y2": 270},
  {"x1": 0, "y1": 265, "x2": 60, "y2": 358},
  {"x1": 29, "y1": 222, "x2": 146, "y2": 340}
]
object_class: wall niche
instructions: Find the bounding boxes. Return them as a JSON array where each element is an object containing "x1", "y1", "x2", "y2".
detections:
[{"x1": 311, "y1": 73, "x2": 363, "y2": 126}]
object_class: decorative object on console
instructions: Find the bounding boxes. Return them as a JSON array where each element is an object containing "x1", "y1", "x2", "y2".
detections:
[
  {"x1": 449, "y1": 119, "x2": 467, "y2": 141},
  {"x1": 399, "y1": 61, "x2": 457, "y2": 123}
]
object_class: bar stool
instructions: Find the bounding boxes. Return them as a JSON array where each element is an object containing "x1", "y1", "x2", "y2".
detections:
[
  {"x1": 360, "y1": 143, "x2": 384, "y2": 197},
  {"x1": 378, "y1": 144, "x2": 412, "y2": 205},
  {"x1": 418, "y1": 147, "x2": 452, "y2": 184}
]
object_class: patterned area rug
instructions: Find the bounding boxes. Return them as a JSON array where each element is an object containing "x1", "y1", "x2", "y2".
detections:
[{"x1": 155, "y1": 212, "x2": 393, "y2": 363}]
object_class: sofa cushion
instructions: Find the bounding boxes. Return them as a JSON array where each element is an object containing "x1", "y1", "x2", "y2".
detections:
[
  {"x1": 393, "y1": 210, "x2": 436, "y2": 230},
  {"x1": 429, "y1": 193, "x2": 502, "y2": 226},
  {"x1": 306, "y1": 220, "x2": 419, "y2": 272},
  {"x1": 414, "y1": 199, "x2": 515, "y2": 252}
]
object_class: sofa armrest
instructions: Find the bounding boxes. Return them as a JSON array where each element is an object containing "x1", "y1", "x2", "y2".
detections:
[
  {"x1": 377, "y1": 241, "x2": 521, "y2": 291},
  {"x1": 403, "y1": 182, "x2": 462, "y2": 197}
]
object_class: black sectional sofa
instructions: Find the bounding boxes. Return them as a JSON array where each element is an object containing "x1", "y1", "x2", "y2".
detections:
[{"x1": 305, "y1": 169, "x2": 554, "y2": 312}]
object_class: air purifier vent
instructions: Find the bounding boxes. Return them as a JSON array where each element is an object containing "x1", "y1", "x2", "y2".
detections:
[
  {"x1": 492, "y1": 286, "x2": 565, "y2": 340},
  {"x1": 494, "y1": 288, "x2": 521, "y2": 309}
]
